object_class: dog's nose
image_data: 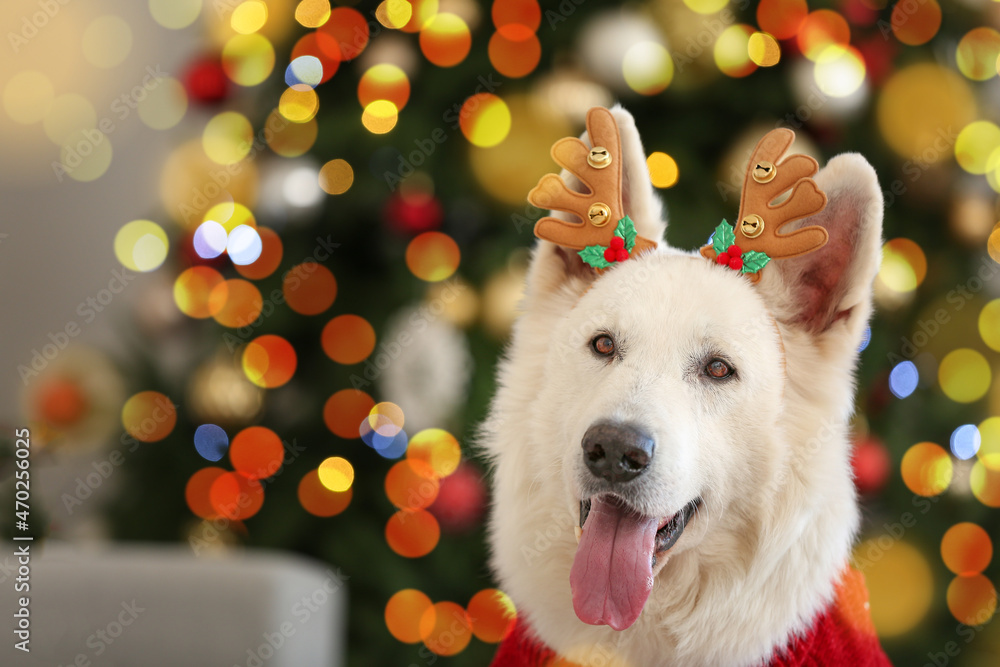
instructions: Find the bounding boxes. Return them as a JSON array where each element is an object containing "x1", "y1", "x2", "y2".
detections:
[{"x1": 581, "y1": 422, "x2": 655, "y2": 484}]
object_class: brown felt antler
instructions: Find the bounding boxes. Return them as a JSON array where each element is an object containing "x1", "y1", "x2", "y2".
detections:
[
  {"x1": 701, "y1": 128, "x2": 828, "y2": 282},
  {"x1": 528, "y1": 107, "x2": 656, "y2": 268}
]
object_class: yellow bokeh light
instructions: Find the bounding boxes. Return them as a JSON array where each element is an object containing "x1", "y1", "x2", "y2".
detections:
[
  {"x1": 43, "y1": 94, "x2": 96, "y2": 144},
  {"x1": 748, "y1": 32, "x2": 780, "y2": 67},
  {"x1": 814, "y1": 46, "x2": 865, "y2": 98},
  {"x1": 956, "y1": 27, "x2": 1000, "y2": 81},
  {"x1": 877, "y1": 238, "x2": 926, "y2": 293},
  {"x1": 877, "y1": 64, "x2": 976, "y2": 163},
  {"x1": 901, "y1": 442, "x2": 953, "y2": 496},
  {"x1": 114, "y1": 220, "x2": 169, "y2": 272},
  {"x1": 857, "y1": 539, "x2": 933, "y2": 637},
  {"x1": 58, "y1": 129, "x2": 113, "y2": 182},
  {"x1": 406, "y1": 232, "x2": 460, "y2": 282},
  {"x1": 797, "y1": 9, "x2": 850, "y2": 62},
  {"x1": 419, "y1": 12, "x2": 471, "y2": 67},
  {"x1": 358, "y1": 64, "x2": 410, "y2": 111},
  {"x1": 222, "y1": 33, "x2": 275, "y2": 87},
  {"x1": 990, "y1": 225, "x2": 1000, "y2": 263},
  {"x1": 979, "y1": 417, "x2": 1000, "y2": 471},
  {"x1": 318, "y1": 456, "x2": 355, "y2": 492},
  {"x1": 204, "y1": 202, "x2": 256, "y2": 233},
  {"x1": 4, "y1": 70, "x2": 53, "y2": 124},
  {"x1": 647, "y1": 152, "x2": 679, "y2": 189},
  {"x1": 459, "y1": 94, "x2": 511, "y2": 148},
  {"x1": 265, "y1": 109, "x2": 317, "y2": 157},
  {"x1": 82, "y1": 15, "x2": 132, "y2": 69},
  {"x1": 362, "y1": 100, "x2": 399, "y2": 134},
  {"x1": 137, "y1": 76, "x2": 188, "y2": 130},
  {"x1": 295, "y1": 0, "x2": 331, "y2": 28},
  {"x1": 955, "y1": 121, "x2": 1000, "y2": 175},
  {"x1": 714, "y1": 24, "x2": 757, "y2": 78},
  {"x1": 279, "y1": 85, "x2": 319, "y2": 123},
  {"x1": 203, "y1": 111, "x2": 254, "y2": 165},
  {"x1": 683, "y1": 0, "x2": 728, "y2": 14},
  {"x1": 377, "y1": 0, "x2": 413, "y2": 29},
  {"x1": 939, "y1": 348, "x2": 991, "y2": 403},
  {"x1": 407, "y1": 428, "x2": 461, "y2": 477},
  {"x1": 622, "y1": 42, "x2": 674, "y2": 96},
  {"x1": 149, "y1": 0, "x2": 203, "y2": 30},
  {"x1": 318, "y1": 159, "x2": 354, "y2": 195},
  {"x1": 232, "y1": 1, "x2": 268, "y2": 34},
  {"x1": 971, "y1": 460, "x2": 1000, "y2": 507},
  {"x1": 980, "y1": 300, "x2": 1000, "y2": 352}
]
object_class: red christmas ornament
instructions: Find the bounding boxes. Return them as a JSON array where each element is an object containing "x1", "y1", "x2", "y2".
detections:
[
  {"x1": 183, "y1": 56, "x2": 230, "y2": 105},
  {"x1": 35, "y1": 378, "x2": 88, "y2": 428},
  {"x1": 384, "y1": 193, "x2": 444, "y2": 235},
  {"x1": 851, "y1": 436, "x2": 891, "y2": 495},
  {"x1": 429, "y1": 462, "x2": 487, "y2": 533}
]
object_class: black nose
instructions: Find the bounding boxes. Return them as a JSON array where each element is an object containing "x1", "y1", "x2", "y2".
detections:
[{"x1": 582, "y1": 422, "x2": 655, "y2": 484}]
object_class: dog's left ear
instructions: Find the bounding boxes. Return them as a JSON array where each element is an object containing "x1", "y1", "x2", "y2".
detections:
[{"x1": 756, "y1": 153, "x2": 883, "y2": 338}]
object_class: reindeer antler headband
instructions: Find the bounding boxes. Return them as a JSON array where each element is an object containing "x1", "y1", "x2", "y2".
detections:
[{"x1": 529, "y1": 108, "x2": 829, "y2": 281}]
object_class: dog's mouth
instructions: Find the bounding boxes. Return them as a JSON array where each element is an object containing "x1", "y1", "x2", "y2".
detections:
[{"x1": 570, "y1": 495, "x2": 702, "y2": 632}]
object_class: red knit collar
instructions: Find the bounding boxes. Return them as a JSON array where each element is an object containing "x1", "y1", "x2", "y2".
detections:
[{"x1": 491, "y1": 567, "x2": 892, "y2": 667}]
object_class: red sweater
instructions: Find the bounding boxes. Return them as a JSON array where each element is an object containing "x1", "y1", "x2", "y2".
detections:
[{"x1": 491, "y1": 568, "x2": 891, "y2": 667}]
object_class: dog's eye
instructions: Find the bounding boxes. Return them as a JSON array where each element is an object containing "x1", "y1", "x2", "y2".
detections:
[
  {"x1": 705, "y1": 359, "x2": 733, "y2": 379},
  {"x1": 591, "y1": 334, "x2": 616, "y2": 357}
]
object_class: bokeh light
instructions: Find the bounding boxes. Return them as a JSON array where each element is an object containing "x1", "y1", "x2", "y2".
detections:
[
  {"x1": 715, "y1": 24, "x2": 757, "y2": 78},
  {"x1": 231, "y1": 426, "x2": 285, "y2": 480},
  {"x1": 901, "y1": 442, "x2": 953, "y2": 496},
  {"x1": 185, "y1": 467, "x2": 226, "y2": 519},
  {"x1": 203, "y1": 111, "x2": 254, "y2": 165},
  {"x1": 951, "y1": 425, "x2": 982, "y2": 461},
  {"x1": 980, "y1": 300, "x2": 1000, "y2": 352},
  {"x1": 319, "y1": 159, "x2": 354, "y2": 195},
  {"x1": 370, "y1": 402, "x2": 405, "y2": 437},
  {"x1": 419, "y1": 601, "x2": 471, "y2": 655},
  {"x1": 210, "y1": 471, "x2": 264, "y2": 520},
  {"x1": 647, "y1": 152, "x2": 679, "y2": 188},
  {"x1": 43, "y1": 94, "x2": 96, "y2": 144},
  {"x1": 323, "y1": 389, "x2": 375, "y2": 438},
  {"x1": 386, "y1": 589, "x2": 433, "y2": 643},
  {"x1": 194, "y1": 424, "x2": 229, "y2": 462},
  {"x1": 814, "y1": 46, "x2": 866, "y2": 98},
  {"x1": 493, "y1": 0, "x2": 540, "y2": 36},
  {"x1": 796, "y1": 10, "x2": 850, "y2": 61},
  {"x1": 488, "y1": 31, "x2": 541, "y2": 79},
  {"x1": 82, "y1": 16, "x2": 132, "y2": 69},
  {"x1": 970, "y1": 460, "x2": 1000, "y2": 507},
  {"x1": 419, "y1": 13, "x2": 471, "y2": 67},
  {"x1": 235, "y1": 227, "x2": 283, "y2": 280},
  {"x1": 204, "y1": 202, "x2": 257, "y2": 233},
  {"x1": 266, "y1": 110, "x2": 318, "y2": 157},
  {"x1": 376, "y1": 0, "x2": 414, "y2": 29},
  {"x1": 400, "y1": 0, "x2": 438, "y2": 33},
  {"x1": 467, "y1": 589, "x2": 516, "y2": 643},
  {"x1": 956, "y1": 28, "x2": 1000, "y2": 81},
  {"x1": 122, "y1": 391, "x2": 177, "y2": 442},
  {"x1": 938, "y1": 348, "x2": 991, "y2": 403},
  {"x1": 295, "y1": 0, "x2": 331, "y2": 28},
  {"x1": 290, "y1": 32, "x2": 340, "y2": 84},
  {"x1": 137, "y1": 76, "x2": 188, "y2": 130},
  {"x1": 283, "y1": 262, "x2": 337, "y2": 315},
  {"x1": 320, "y1": 7, "x2": 369, "y2": 60},
  {"x1": 683, "y1": 0, "x2": 728, "y2": 13},
  {"x1": 321, "y1": 314, "x2": 376, "y2": 364},
  {"x1": 407, "y1": 428, "x2": 461, "y2": 478},
  {"x1": 286, "y1": 56, "x2": 324, "y2": 88},
  {"x1": 386, "y1": 509, "x2": 440, "y2": 557},
  {"x1": 756, "y1": 0, "x2": 806, "y2": 41},
  {"x1": 362, "y1": 420, "x2": 410, "y2": 459},
  {"x1": 243, "y1": 335, "x2": 297, "y2": 388},
  {"x1": 358, "y1": 64, "x2": 411, "y2": 110},
  {"x1": 955, "y1": 122, "x2": 1000, "y2": 175},
  {"x1": 888, "y1": 360, "x2": 919, "y2": 399},
  {"x1": 459, "y1": 94, "x2": 511, "y2": 147},
  {"x1": 114, "y1": 220, "x2": 169, "y2": 272},
  {"x1": 3, "y1": 71, "x2": 53, "y2": 124},
  {"x1": 747, "y1": 32, "x2": 780, "y2": 67},
  {"x1": 947, "y1": 575, "x2": 997, "y2": 625},
  {"x1": 941, "y1": 523, "x2": 993, "y2": 576},
  {"x1": 859, "y1": 539, "x2": 934, "y2": 637},
  {"x1": 890, "y1": 0, "x2": 941, "y2": 46},
  {"x1": 622, "y1": 42, "x2": 674, "y2": 95},
  {"x1": 406, "y1": 232, "x2": 460, "y2": 281},
  {"x1": 193, "y1": 221, "x2": 227, "y2": 259},
  {"x1": 209, "y1": 279, "x2": 264, "y2": 328},
  {"x1": 227, "y1": 224, "x2": 263, "y2": 265},
  {"x1": 362, "y1": 100, "x2": 399, "y2": 134},
  {"x1": 279, "y1": 85, "x2": 320, "y2": 123},
  {"x1": 231, "y1": 0, "x2": 268, "y2": 34},
  {"x1": 149, "y1": 0, "x2": 202, "y2": 30},
  {"x1": 878, "y1": 238, "x2": 927, "y2": 293},
  {"x1": 319, "y1": 456, "x2": 355, "y2": 492},
  {"x1": 385, "y1": 459, "x2": 439, "y2": 510},
  {"x1": 979, "y1": 417, "x2": 1000, "y2": 471},
  {"x1": 174, "y1": 266, "x2": 225, "y2": 319},
  {"x1": 222, "y1": 33, "x2": 275, "y2": 86},
  {"x1": 299, "y1": 469, "x2": 352, "y2": 517}
]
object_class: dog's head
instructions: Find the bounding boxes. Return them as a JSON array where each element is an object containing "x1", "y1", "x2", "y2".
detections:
[{"x1": 485, "y1": 106, "x2": 883, "y2": 643}]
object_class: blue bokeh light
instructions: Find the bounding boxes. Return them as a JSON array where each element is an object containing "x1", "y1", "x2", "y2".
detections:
[
  {"x1": 888, "y1": 360, "x2": 919, "y2": 399},
  {"x1": 950, "y1": 424, "x2": 981, "y2": 460},
  {"x1": 194, "y1": 424, "x2": 229, "y2": 462}
]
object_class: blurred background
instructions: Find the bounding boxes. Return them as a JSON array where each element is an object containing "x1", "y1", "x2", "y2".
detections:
[{"x1": 1, "y1": 0, "x2": 999, "y2": 665}]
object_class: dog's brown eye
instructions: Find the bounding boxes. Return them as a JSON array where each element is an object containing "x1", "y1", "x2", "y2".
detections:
[
  {"x1": 705, "y1": 359, "x2": 733, "y2": 379},
  {"x1": 592, "y1": 335, "x2": 615, "y2": 357}
]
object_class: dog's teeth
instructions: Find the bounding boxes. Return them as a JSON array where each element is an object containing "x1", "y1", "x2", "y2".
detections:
[{"x1": 575, "y1": 526, "x2": 582, "y2": 543}]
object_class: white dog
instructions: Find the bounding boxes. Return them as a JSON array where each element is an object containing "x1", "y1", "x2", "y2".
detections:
[{"x1": 482, "y1": 106, "x2": 891, "y2": 667}]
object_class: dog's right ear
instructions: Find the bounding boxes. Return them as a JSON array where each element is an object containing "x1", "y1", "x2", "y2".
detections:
[{"x1": 525, "y1": 106, "x2": 665, "y2": 298}]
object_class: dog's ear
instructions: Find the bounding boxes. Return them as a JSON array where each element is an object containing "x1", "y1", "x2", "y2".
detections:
[
  {"x1": 756, "y1": 154, "x2": 883, "y2": 340},
  {"x1": 526, "y1": 106, "x2": 666, "y2": 297}
]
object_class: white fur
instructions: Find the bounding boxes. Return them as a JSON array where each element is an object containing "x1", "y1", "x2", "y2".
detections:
[{"x1": 481, "y1": 107, "x2": 883, "y2": 667}]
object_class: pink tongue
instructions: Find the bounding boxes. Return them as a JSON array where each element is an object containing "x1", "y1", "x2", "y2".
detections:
[{"x1": 570, "y1": 496, "x2": 658, "y2": 631}]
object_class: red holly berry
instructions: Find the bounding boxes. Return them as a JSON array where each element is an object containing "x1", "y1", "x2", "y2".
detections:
[
  {"x1": 727, "y1": 245, "x2": 742, "y2": 257},
  {"x1": 604, "y1": 247, "x2": 617, "y2": 263},
  {"x1": 716, "y1": 252, "x2": 730, "y2": 265},
  {"x1": 610, "y1": 236, "x2": 625, "y2": 250},
  {"x1": 615, "y1": 248, "x2": 629, "y2": 262},
  {"x1": 729, "y1": 256, "x2": 744, "y2": 271}
]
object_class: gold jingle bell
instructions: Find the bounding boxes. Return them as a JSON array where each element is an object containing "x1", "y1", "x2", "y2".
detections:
[
  {"x1": 740, "y1": 214, "x2": 764, "y2": 238},
  {"x1": 752, "y1": 161, "x2": 776, "y2": 184},
  {"x1": 588, "y1": 147, "x2": 612, "y2": 169},
  {"x1": 588, "y1": 203, "x2": 612, "y2": 226}
]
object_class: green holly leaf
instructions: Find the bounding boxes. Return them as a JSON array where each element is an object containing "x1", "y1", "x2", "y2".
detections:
[
  {"x1": 740, "y1": 250, "x2": 771, "y2": 274},
  {"x1": 578, "y1": 244, "x2": 612, "y2": 269},
  {"x1": 615, "y1": 215, "x2": 637, "y2": 252},
  {"x1": 712, "y1": 220, "x2": 735, "y2": 255}
]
